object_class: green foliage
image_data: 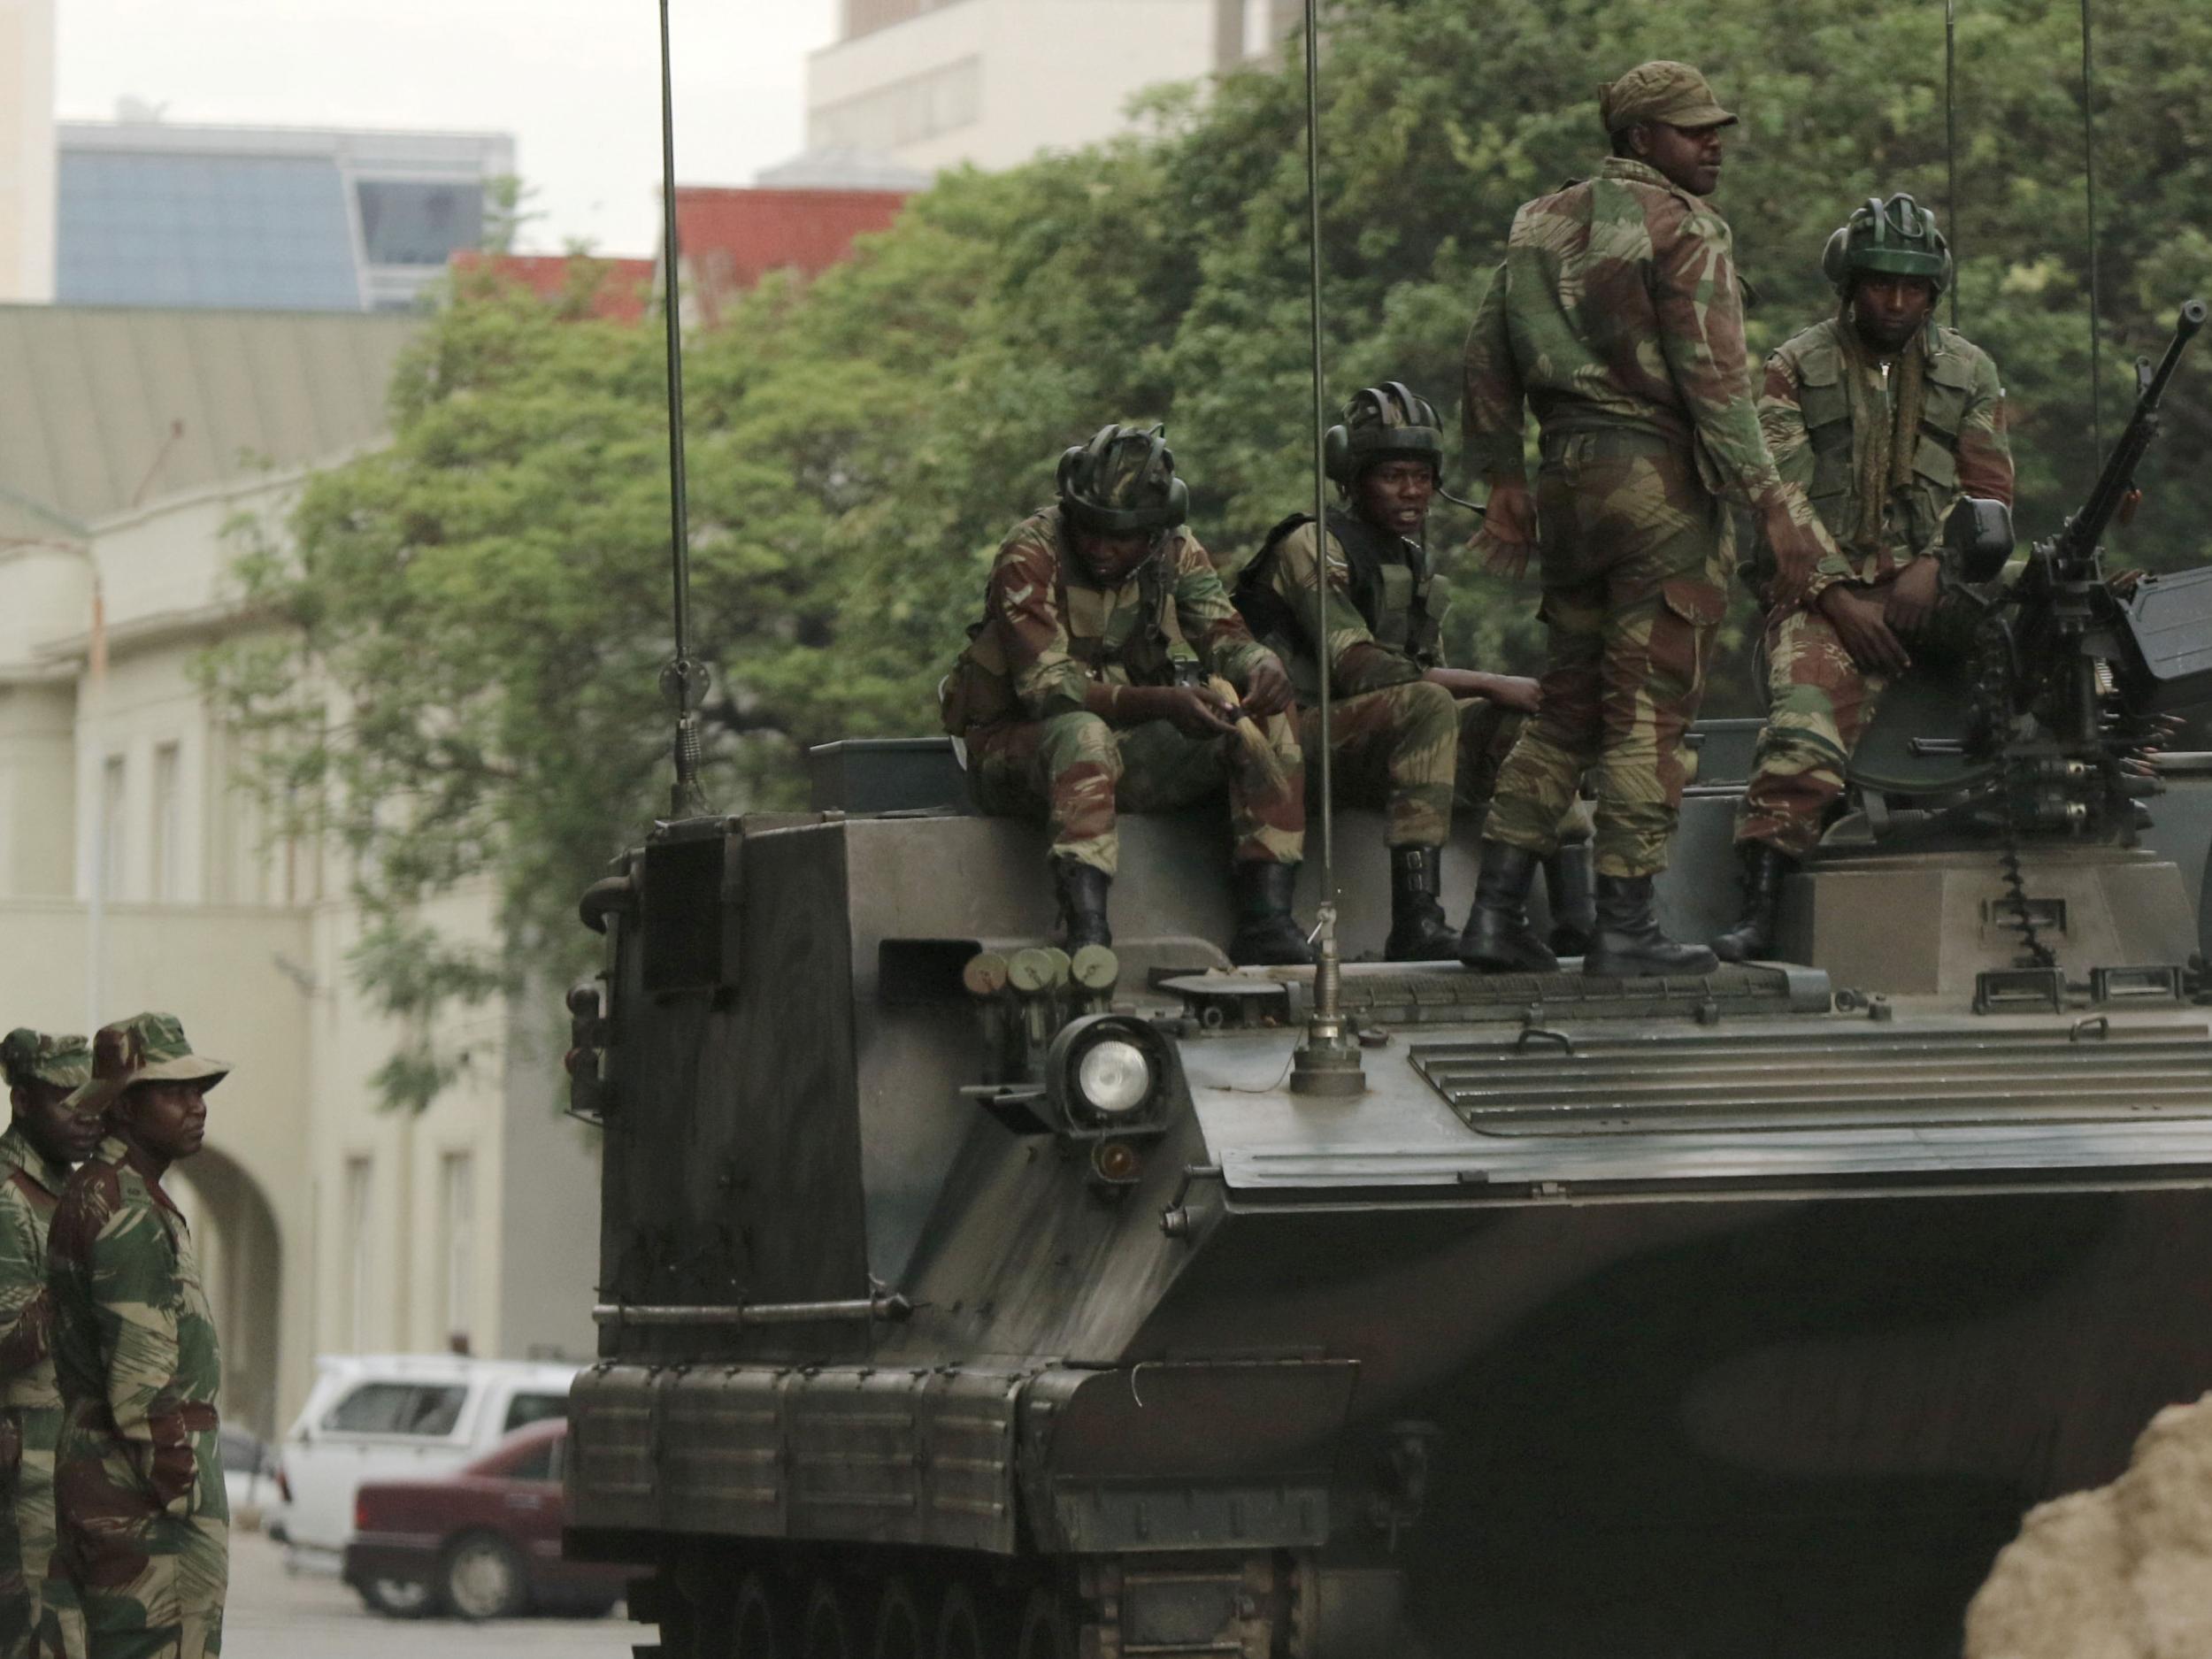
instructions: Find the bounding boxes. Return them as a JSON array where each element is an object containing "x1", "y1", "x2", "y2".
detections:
[{"x1": 211, "y1": 0, "x2": 2212, "y2": 1108}]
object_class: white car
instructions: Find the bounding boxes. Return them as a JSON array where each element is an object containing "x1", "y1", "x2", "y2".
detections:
[{"x1": 270, "y1": 1355, "x2": 577, "y2": 1610}]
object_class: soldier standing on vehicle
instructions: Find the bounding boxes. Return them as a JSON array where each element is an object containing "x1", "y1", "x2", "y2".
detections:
[
  {"x1": 41, "y1": 1015, "x2": 230, "y2": 1659},
  {"x1": 1710, "y1": 195, "x2": 2014, "y2": 961},
  {"x1": 0, "y1": 1032, "x2": 96, "y2": 1659},
  {"x1": 1458, "y1": 59, "x2": 1836, "y2": 978},
  {"x1": 942, "y1": 424, "x2": 1315, "y2": 964},
  {"x1": 1229, "y1": 382, "x2": 1592, "y2": 960}
]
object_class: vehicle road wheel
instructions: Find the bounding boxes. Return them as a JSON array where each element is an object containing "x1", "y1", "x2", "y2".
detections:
[
  {"x1": 441, "y1": 1532, "x2": 529, "y2": 1621},
  {"x1": 802, "y1": 1577, "x2": 856, "y2": 1659},
  {"x1": 871, "y1": 1577, "x2": 927, "y2": 1659},
  {"x1": 358, "y1": 1576, "x2": 434, "y2": 1617},
  {"x1": 1014, "y1": 1588, "x2": 1074, "y2": 1659},
  {"x1": 732, "y1": 1571, "x2": 791, "y2": 1659}
]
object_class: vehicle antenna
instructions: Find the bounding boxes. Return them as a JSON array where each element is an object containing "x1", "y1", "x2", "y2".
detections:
[
  {"x1": 2079, "y1": 0, "x2": 2103, "y2": 464},
  {"x1": 1289, "y1": 0, "x2": 1363, "y2": 1097},
  {"x1": 657, "y1": 0, "x2": 710, "y2": 818},
  {"x1": 1944, "y1": 0, "x2": 1960, "y2": 330}
]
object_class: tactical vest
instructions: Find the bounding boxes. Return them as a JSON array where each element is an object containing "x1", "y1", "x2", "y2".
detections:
[
  {"x1": 1234, "y1": 508, "x2": 1441, "y2": 703},
  {"x1": 1793, "y1": 320, "x2": 1982, "y2": 565},
  {"x1": 940, "y1": 511, "x2": 1194, "y2": 736}
]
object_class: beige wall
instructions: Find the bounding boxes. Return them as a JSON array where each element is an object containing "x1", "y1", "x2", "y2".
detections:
[{"x1": 0, "y1": 0, "x2": 53, "y2": 303}]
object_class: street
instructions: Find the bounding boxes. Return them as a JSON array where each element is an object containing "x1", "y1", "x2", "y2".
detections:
[{"x1": 224, "y1": 1531, "x2": 635, "y2": 1659}]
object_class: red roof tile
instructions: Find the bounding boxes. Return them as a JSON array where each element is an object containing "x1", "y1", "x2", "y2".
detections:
[
  {"x1": 671, "y1": 187, "x2": 913, "y2": 327},
  {"x1": 450, "y1": 252, "x2": 656, "y2": 323}
]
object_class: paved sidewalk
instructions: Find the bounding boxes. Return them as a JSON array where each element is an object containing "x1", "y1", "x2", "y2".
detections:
[{"x1": 223, "y1": 1530, "x2": 637, "y2": 1659}]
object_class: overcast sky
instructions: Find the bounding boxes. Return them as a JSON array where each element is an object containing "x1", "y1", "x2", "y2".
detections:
[{"x1": 55, "y1": 0, "x2": 841, "y2": 257}]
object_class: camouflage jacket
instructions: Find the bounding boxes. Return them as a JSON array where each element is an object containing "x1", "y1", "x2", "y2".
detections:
[
  {"x1": 944, "y1": 504, "x2": 1272, "y2": 732},
  {"x1": 1760, "y1": 316, "x2": 2013, "y2": 592},
  {"x1": 1231, "y1": 511, "x2": 1442, "y2": 703},
  {"x1": 1463, "y1": 156, "x2": 1779, "y2": 507},
  {"x1": 0, "y1": 1125, "x2": 65, "y2": 1416},
  {"x1": 48, "y1": 1137, "x2": 222, "y2": 1521}
]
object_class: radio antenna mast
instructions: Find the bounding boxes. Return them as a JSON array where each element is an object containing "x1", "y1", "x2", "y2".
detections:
[
  {"x1": 1944, "y1": 0, "x2": 1961, "y2": 330},
  {"x1": 657, "y1": 0, "x2": 710, "y2": 818},
  {"x1": 2079, "y1": 0, "x2": 2104, "y2": 464},
  {"x1": 1289, "y1": 0, "x2": 1363, "y2": 1097}
]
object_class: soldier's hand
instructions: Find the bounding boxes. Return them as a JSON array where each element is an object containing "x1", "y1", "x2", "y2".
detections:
[
  {"x1": 1240, "y1": 655, "x2": 1295, "y2": 718},
  {"x1": 1473, "y1": 477, "x2": 1536, "y2": 580},
  {"x1": 1486, "y1": 674, "x2": 1544, "y2": 715},
  {"x1": 1162, "y1": 685, "x2": 1242, "y2": 741},
  {"x1": 1818, "y1": 585, "x2": 1912, "y2": 675},
  {"x1": 1883, "y1": 557, "x2": 1942, "y2": 634},
  {"x1": 1758, "y1": 495, "x2": 1825, "y2": 607}
]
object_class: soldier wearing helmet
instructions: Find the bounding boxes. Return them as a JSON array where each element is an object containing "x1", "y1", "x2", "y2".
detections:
[
  {"x1": 941, "y1": 424, "x2": 1314, "y2": 964},
  {"x1": 1460, "y1": 60, "x2": 1838, "y2": 979},
  {"x1": 1229, "y1": 383, "x2": 1593, "y2": 961},
  {"x1": 1711, "y1": 193, "x2": 2014, "y2": 963}
]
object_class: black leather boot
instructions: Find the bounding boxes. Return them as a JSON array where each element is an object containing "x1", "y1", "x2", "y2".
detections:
[
  {"x1": 1543, "y1": 843, "x2": 1597, "y2": 957},
  {"x1": 1709, "y1": 843, "x2": 1798, "y2": 964},
  {"x1": 1228, "y1": 862, "x2": 1316, "y2": 966},
  {"x1": 1384, "y1": 846, "x2": 1460, "y2": 962},
  {"x1": 1584, "y1": 873, "x2": 1717, "y2": 978},
  {"x1": 1052, "y1": 857, "x2": 1112, "y2": 952},
  {"x1": 1456, "y1": 841, "x2": 1561, "y2": 973}
]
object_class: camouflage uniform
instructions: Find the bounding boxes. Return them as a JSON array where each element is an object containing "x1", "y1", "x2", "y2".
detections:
[
  {"x1": 956, "y1": 505, "x2": 1304, "y2": 876},
  {"x1": 1463, "y1": 155, "x2": 1812, "y2": 878},
  {"x1": 42, "y1": 1016, "x2": 229, "y2": 1659},
  {"x1": 0, "y1": 1036, "x2": 91, "y2": 1659},
  {"x1": 1736, "y1": 318, "x2": 2014, "y2": 855}
]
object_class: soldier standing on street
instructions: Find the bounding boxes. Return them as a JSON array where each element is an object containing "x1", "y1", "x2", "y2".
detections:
[
  {"x1": 1711, "y1": 195, "x2": 2014, "y2": 960},
  {"x1": 942, "y1": 424, "x2": 1315, "y2": 964},
  {"x1": 1230, "y1": 382, "x2": 1588, "y2": 960},
  {"x1": 0, "y1": 1032, "x2": 97, "y2": 1659},
  {"x1": 1459, "y1": 59, "x2": 1836, "y2": 978},
  {"x1": 41, "y1": 1015, "x2": 230, "y2": 1659}
]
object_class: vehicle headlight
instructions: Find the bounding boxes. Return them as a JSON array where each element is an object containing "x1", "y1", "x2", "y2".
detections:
[{"x1": 1076, "y1": 1039, "x2": 1153, "y2": 1115}]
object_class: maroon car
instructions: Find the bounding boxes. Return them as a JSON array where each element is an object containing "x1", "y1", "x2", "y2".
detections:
[{"x1": 344, "y1": 1418, "x2": 626, "y2": 1620}]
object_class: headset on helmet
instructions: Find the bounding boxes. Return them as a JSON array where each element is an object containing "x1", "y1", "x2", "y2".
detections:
[
  {"x1": 1324, "y1": 382, "x2": 1445, "y2": 488},
  {"x1": 1820, "y1": 192, "x2": 1953, "y2": 297},
  {"x1": 1056, "y1": 424, "x2": 1189, "y2": 535}
]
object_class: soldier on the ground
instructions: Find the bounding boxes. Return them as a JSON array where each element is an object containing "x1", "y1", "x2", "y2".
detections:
[
  {"x1": 1229, "y1": 382, "x2": 1594, "y2": 959},
  {"x1": 942, "y1": 424, "x2": 1315, "y2": 964},
  {"x1": 0, "y1": 1032, "x2": 97, "y2": 1659},
  {"x1": 1458, "y1": 58, "x2": 1838, "y2": 978},
  {"x1": 41, "y1": 1014, "x2": 230, "y2": 1659},
  {"x1": 1710, "y1": 194, "x2": 2014, "y2": 961}
]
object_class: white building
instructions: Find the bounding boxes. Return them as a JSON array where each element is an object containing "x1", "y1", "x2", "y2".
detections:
[
  {"x1": 0, "y1": 0, "x2": 54, "y2": 302},
  {"x1": 804, "y1": 0, "x2": 1297, "y2": 173},
  {"x1": 0, "y1": 303, "x2": 599, "y2": 1438}
]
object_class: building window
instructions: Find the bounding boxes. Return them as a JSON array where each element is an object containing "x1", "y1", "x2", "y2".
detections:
[
  {"x1": 151, "y1": 741, "x2": 180, "y2": 903},
  {"x1": 440, "y1": 1152, "x2": 475, "y2": 1353},
  {"x1": 810, "y1": 56, "x2": 981, "y2": 152},
  {"x1": 353, "y1": 179, "x2": 486, "y2": 269},
  {"x1": 100, "y1": 755, "x2": 127, "y2": 899},
  {"x1": 343, "y1": 1156, "x2": 373, "y2": 1352}
]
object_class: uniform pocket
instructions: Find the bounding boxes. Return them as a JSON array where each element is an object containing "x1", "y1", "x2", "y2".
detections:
[{"x1": 1660, "y1": 575, "x2": 1728, "y2": 630}]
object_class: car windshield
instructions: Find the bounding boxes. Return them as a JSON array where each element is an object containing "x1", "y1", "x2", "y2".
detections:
[{"x1": 323, "y1": 1381, "x2": 468, "y2": 1438}]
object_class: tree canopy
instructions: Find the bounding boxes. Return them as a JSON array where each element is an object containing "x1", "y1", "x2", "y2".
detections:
[{"x1": 209, "y1": 0, "x2": 2212, "y2": 1107}]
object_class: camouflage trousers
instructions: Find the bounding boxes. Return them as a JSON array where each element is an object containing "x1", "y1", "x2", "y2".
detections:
[
  {"x1": 1298, "y1": 679, "x2": 1457, "y2": 847},
  {"x1": 1736, "y1": 594, "x2": 1892, "y2": 858},
  {"x1": 1485, "y1": 436, "x2": 1728, "y2": 878},
  {"x1": 1455, "y1": 700, "x2": 1594, "y2": 842},
  {"x1": 0, "y1": 1405, "x2": 61, "y2": 1659},
  {"x1": 967, "y1": 710, "x2": 1305, "y2": 876},
  {"x1": 39, "y1": 1410, "x2": 227, "y2": 1659}
]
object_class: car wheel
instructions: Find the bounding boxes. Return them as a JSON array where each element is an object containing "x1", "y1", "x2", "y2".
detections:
[
  {"x1": 440, "y1": 1532, "x2": 529, "y2": 1621},
  {"x1": 359, "y1": 1576, "x2": 434, "y2": 1617}
]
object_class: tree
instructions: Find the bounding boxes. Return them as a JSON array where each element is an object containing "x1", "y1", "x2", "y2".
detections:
[{"x1": 211, "y1": 0, "x2": 2212, "y2": 1108}]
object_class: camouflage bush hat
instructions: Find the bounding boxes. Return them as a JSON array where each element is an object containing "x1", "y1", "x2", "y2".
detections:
[
  {"x1": 1599, "y1": 61, "x2": 1737, "y2": 134},
  {"x1": 65, "y1": 1012, "x2": 231, "y2": 1118},
  {"x1": 0, "y1": 1029, "x2": 92, "y2": 1091}
]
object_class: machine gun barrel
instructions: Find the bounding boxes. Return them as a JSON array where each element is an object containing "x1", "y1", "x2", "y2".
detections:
[{"x1": 2053, "y1": 298, "x2": 2207, "y2": 570}]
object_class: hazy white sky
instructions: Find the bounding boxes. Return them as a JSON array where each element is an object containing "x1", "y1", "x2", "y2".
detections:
[{"x1": 54, "y1": 0, "x2": 841, "y2": 257}]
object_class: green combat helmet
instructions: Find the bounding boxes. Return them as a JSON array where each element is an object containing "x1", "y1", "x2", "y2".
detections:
[
  {"x1": 1823, "y1": 193, "x2": 1953, "y2": 296},
  {"x1": 0, "y1": 1028, "x2": 91, "y2": 1091},
  {"x1": 64, "y1": 1011, "x2": 231, "y2": 1117},
  {"x1": 1056, "y1": 424, "x2": 1188, "y2": 535},
  {"x1": 1325, "y1": 382, "x2": 1445, "y2": 487}
]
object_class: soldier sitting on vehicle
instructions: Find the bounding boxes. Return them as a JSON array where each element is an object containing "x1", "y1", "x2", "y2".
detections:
[
  {"x1": 1711, "y1": 193, "x2": 2015, "y2": 962},
  {"x1": 941, "y1": 424, "x2": 1315, "y2": 965},
  {"x1": 1227, "y1": 382, "x2": 1593, "y2": 959}
]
